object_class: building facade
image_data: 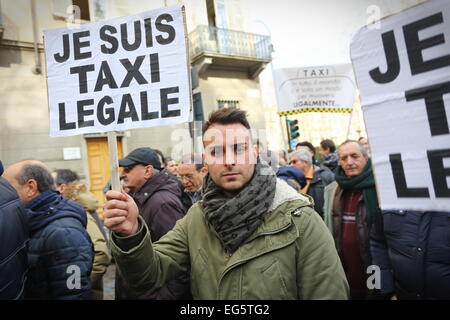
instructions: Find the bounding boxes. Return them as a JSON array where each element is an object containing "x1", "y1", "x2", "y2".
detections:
[{"x1": 0, "y1": 0, "x2": 272, "y2": 209}]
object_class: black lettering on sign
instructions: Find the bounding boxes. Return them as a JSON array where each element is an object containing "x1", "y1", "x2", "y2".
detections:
[
  {"x1": 97, "y1": 96, "x2": 115, "y2": 126},
  {"x1": 70, "y1": 64, "x2": 95, "y2": 94},
  {"x1": 120, "y1": 56, "x2": 148, "y2": 88},
  {"x1": 73, "y1": 31, "x2": 92, "y2": 60},
  {"x1": 150, "y1": 53, "x2": 160, "y2": 83},
  {"x1": 140, "y1": 91, "x2": 158, "y2": 120},
  {"x1": 144, "y1": 18, "x2": 153, "y2": 48},
  {"x1": 58, "y1": 103, "x2": 76, "y2": 130},
  {"x1": 156, "y1": 14, "x2": 176, "y2": 45},
  {"x1": 100, "y1": 25, "x2": 118, "y2": 54},
  {"x1": 403, "y1": 12, "x2": 450, "y2": 75},
  {"x1": 118, "y1": 94, "x2": 139, "y2": 124},
  {"x1": 77, "y1": 99, "x2": 95, "y2": 128},
  {"x1": 54, "y1": 34, "x2": 70, "y2": 63},
  {"x1": 427, "y1": 149, "x2": 450, "y2": 197},
  {"x1": 121, "y1": 20, "x2": 142, "y2": 51},
  {"x1": 95, "y1": 61, "x2": 118, "y2": 92},
  {"x1": 161, "y1": 87, "x2": 180, "y2": 118},
  {"x1": 405, "y1": 81, "x2": 450, "y2": 136},
  {"x1": 369, "y1": 31, "x2": 400, "y2": 84},
  {"x1": 389, "y1": 153, "x2": 430, "y2": 198}
]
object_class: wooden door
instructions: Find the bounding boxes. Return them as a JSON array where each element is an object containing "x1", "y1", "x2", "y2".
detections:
[{"x1": 86, "y1": 137, "x2": 123, "y2": 217}]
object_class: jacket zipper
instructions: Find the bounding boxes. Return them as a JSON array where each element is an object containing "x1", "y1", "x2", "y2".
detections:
[{"x1": 217, "y1": 221, "x2": 294, "y2": 298}]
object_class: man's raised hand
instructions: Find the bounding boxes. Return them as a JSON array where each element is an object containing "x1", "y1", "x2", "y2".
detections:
[{"x1": 103, "y1": 190, "x2": 139, "y2": 236}]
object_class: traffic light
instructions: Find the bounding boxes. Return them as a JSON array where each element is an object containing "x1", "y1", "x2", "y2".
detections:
[{"x1": 287, "y1": 119, "x2": 299, "y2": 139}]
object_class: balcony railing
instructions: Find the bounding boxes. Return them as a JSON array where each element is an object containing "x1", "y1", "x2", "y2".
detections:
[{"x1": 189, "y1": 25, "x2": 272, "y2": 61}]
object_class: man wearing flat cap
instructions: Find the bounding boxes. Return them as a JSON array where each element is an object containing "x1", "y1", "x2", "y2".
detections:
[{"x1": 115, "y1": 147, "x2": 191, "y2": 300}]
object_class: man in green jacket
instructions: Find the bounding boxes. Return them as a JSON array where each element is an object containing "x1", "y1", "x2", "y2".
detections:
[{"x1": 103, "y1": 108, "x2": 349, "y2": 300}]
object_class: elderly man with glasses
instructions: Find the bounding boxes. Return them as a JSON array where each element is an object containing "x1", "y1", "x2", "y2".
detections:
[{"x1": 178, "y1": 153, "x2": 207, "y2": 212}]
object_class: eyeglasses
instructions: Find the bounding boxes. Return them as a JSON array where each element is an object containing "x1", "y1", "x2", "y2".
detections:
[
  {"x1": 179, "y1": 174, "x2": 195, "y2": 181},
  {"x1": 122, "y1": 164, "x2": 142, "y2": 173}
]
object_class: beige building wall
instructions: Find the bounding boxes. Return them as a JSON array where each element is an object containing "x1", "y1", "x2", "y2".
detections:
[{"x1": 199, "y1": 69, "x2": 265, "y2": 128}]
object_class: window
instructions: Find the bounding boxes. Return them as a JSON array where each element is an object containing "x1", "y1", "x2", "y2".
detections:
[
  {"x1": 193, "y1": 93, "x2": 205, "y2": 121},
  {"x1": 52, "y1": 0, "x2": 91, "y2": 21},
  {"x1": 73, "y1": 0, "x2": 90, "y2": 21},
  {"x1": 218, "y1": 100, "x2": 239, "y2": 109},
  {"x1": 189, "y1": 93, "x2": 204, "y2": 139}
]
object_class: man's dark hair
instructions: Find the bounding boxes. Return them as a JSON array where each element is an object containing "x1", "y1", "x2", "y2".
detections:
[
  {"x1": 297, "y1": 141, "x2": 316, "y2": 155},
  {"x1": 54, "y1": 169, "x2": 79, "y2": 186},
  {"x1": 320, "y1": 139, "x2": 336, "y2": 153},
  {"x1": 154, "y1": 149, "x2": 165, "y2": 165},
  {"x1": 165, "y1": 156, "x2": 173, "y2": 164},
  {"x1": 202, "y1": 108, "x2": 251, "y2": 135},
  {"x1": 18, "y1": 165, "x2": 55, "y2": 193},
  {"x1": 180, "y1": 153, "x2": 204, "y2": 172}
]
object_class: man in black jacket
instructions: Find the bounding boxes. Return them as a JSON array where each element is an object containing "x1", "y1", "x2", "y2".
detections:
[
  {"x1": 115, "y1": 147, "x2": 191, "y2": 300},
  {"x1": 3, "y1": 160, "x2": 93, "y2": 299},
  {"x1": 371, "y1": 210, "x2": 450, "y2": 300},
  {"x1": 0, "y1": 160, "x2": 29, "y2": 299}
]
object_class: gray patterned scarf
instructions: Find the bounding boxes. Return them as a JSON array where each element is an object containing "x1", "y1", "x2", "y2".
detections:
[{"x1": 202, "y1": 159, "x2": 277, "y2": 253}]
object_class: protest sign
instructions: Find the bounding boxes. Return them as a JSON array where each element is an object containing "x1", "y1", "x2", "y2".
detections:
[
  {"x1": 44, "y1": 4, "x2": 191, "y2": 138},
  {"x1": 274, "y1": 64, "x2": 356, "y2": 116},
  {"x1": 351, "y1": 0, "x2": 450, "y2": 211}
]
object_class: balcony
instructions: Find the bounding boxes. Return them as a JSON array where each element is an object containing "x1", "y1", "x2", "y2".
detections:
[{"x1": 189, "y1": 25, "x2": 272, "y2": 79}]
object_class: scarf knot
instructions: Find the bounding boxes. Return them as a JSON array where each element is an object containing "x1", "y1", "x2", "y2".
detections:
[{"x1": 335, "y1": 159, "x2": 381, "y2": 232}]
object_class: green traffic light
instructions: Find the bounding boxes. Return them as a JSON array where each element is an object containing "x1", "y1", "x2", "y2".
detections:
[{"x1": 287, "y1": 119, "x2": 299, "y2": 139}]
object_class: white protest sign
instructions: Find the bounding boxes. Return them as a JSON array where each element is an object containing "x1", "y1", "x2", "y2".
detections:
[
  {"x1": 44, "y1": 4, "x2": 191, "y2": 138},
  {"x1": 350, "y1": 0, "x2": 450, "y2": 211},
  {"x1": 274, "y1": 64, "x2": 356, "y2": 116}
]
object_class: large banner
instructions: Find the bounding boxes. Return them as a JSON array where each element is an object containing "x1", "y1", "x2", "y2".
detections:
[
  {"x1": 44, "y1": 4, "x2": 191, "y2": 137},
  {"x1": 351, "y1": 0, "x2": 450, "y2": 211},
  {"x1": 274, "y1": 64, "x2": 356, "y2": 116}
]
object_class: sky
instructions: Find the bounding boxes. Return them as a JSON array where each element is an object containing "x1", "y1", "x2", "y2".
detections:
[
  {"x1": 243, "y1": 0, "x2": 424, "y2": 68},
  {"x1": 236, "y1": 0, "x2": 425, "y2": 148}
]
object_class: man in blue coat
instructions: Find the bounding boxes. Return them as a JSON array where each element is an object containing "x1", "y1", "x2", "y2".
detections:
[
  {"x1": 3, "y1": 160, "x2": 93, "y2": 299},
  {"x1": 371, "y1": 209, "x2": 450, "y2": 300},
  {"x1": 0, "y1": 160, "x2": 29, "y2": 299}
]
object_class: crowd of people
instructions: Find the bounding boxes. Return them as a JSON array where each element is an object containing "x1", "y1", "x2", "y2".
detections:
[{"x1": 1, "y1": 107, "x2": 449, "y2": 300}]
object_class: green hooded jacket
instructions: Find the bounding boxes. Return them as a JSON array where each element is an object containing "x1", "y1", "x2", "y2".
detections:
[{"x1": 111, "y1": 179, "x2": 349, "y2": 300}]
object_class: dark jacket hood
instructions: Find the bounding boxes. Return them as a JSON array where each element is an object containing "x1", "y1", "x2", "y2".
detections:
[
  {"x1": 0, "y1": 160, "x2": 3, "y2": 176},
  {"x1": 134, "y1": 169, "x2": 181, "y2": 204},
  {"x1": 26, "y1": 190, "x2": 87, "y2": 233},
  {"x1": 276, "y1": 166, "x2": 307, "y2": 188}
]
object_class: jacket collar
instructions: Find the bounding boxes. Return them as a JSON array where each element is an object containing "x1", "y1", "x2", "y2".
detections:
[
  {"x1": 310, "y1": 165, "x2": 324, "y2": 184},
  {"x1": 248, "y1": 178, "x2": 311, "y2": 238},
  {"x1": 26, "y1": 190, "x2": 87, "y2": 233},
  {"x1": 133, "y1": 169, "x2": 179, "y2": 205}
]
